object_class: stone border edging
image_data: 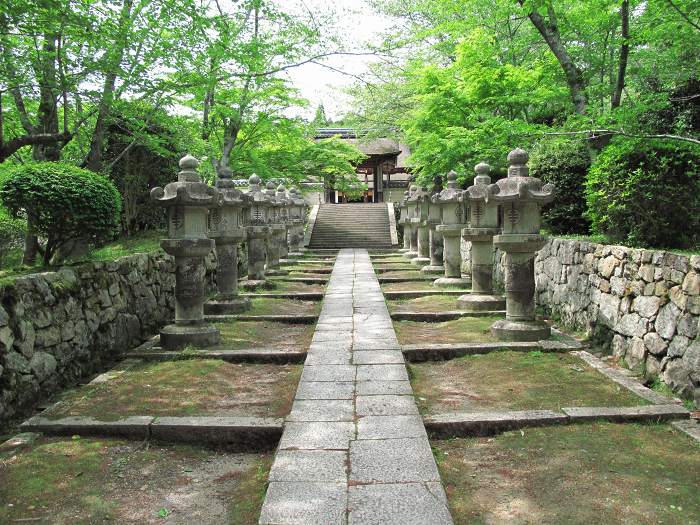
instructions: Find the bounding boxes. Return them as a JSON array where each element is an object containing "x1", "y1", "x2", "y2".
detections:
[
  {"x1": 302, "y1": 205, "x2": 319, "y2": 248},
  {"x1": 205, "y1": 314, "x2": 318, "y2": 324},
  {"x1": 387, "y1": 202, "x2": 399, "y2": 246},
  {"x1": 378, "y1": 276, "x2": 435, "y2": 283},
  {"x1": 383, "y1": 290, "x2": 469, "y2": 299},
  {"x1": 240, "y1": 292, "x2": 324, "y2": 301},
  {"x1": 20, "y1": 415, "x2": 283, "y2": 449},
  {"x1": 271, "y1": 277, "x2": 329, "y2": 284},
  {"x1": 391, "y1": 310, "x2": 505, "y2": 322},
  {"x1": 572, "y1": 351, "x2": 677, "y2": 405},
  {"x1": 402, "y1": 341, "x2": 576, "y2": 361},
  {"x1": 424, "y1": 405, "x2": 690, "y2": 438},
  {"x1": 127, "y1": 348, "x2": 306, "y2": 364}
]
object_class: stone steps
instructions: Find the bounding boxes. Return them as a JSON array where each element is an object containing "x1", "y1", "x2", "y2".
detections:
[{"x1": 309, "y1": 204, "x2": 394, "y2": 249}]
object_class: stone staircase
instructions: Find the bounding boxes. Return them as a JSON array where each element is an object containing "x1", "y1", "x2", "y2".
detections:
[{"x1": 308, "y1": 204, "x2": 394, "y2": 249}]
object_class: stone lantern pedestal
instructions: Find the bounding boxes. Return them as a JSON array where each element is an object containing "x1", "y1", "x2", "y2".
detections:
[
  {"x1": 265, "y1": 181, "x2": 288, "y2": 277},
  {"x1": 151, "y1": 155, "x2": 221, "y2": 350},
  {"x1": 204, "y1": 167, "x2": 251, "y2": 315},
  {"x1": 397, "y1": 191, "x2": 410, "y2": 253},
  {"x1": 403, "y1": 185, "x2": 419, "y2": 259},
  {"x1": 435, "y1": 171, "x2": 470, "y2": 288},
  {"x1": 458, "y1": 163, "x2": 505, "y2": 312},
  {"x1": 411, "y1": 186, "x2": 431, "y2": 267},
  {"x1": 287, "y1": 188, "x2": 305, "y2": 256},
  {"x1": 488, "y1": 149, "x2": 555, "y2": 341},
  {"x1": 276, "y1": 184, "x2": 291, "y2": 262},
  {"x1": 241, "y1": 175, "x2": 272, "y2": 289},
  {"x1": 421, "y1": 193, "x2": 444, "y2": 274}
]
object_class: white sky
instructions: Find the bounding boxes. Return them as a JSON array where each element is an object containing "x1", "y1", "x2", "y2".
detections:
[{"x1": 283, "y1": 0, "x2": 393, "y2": 121}]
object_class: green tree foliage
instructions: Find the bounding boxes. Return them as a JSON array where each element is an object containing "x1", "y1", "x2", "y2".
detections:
[
  {"x1": 530, "y1": 140, "x2": 592, "y2": 235},
  {"x1": 586, "y1": 139, "x2": 700, "y2": 249},
  {"x1": 0, "y1": 163, "x2": 121, "y2": 264}
]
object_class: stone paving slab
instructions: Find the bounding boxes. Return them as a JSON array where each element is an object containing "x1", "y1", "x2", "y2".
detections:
[{"x1": 260, "y1": 249, "x2": 453, "y2": 524}]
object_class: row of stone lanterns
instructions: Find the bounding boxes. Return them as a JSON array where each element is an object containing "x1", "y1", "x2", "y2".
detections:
[
  {"x1": 398, "y1": 148, "x2": 555, "y2": 342},
  {"x1": 151, "y1": 156, "x2": 308, "y2": 350}
]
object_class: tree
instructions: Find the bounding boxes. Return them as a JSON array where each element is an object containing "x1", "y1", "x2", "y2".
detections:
[{"x1": 313, "y1": 104, "x2": 329, "y2": 127}]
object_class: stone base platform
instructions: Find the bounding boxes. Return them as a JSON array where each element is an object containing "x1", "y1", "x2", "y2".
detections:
[
  {"x1": 159, "y1": 324, "x2": 220, "y2": 350},
  {"x1": 490, "y1": 319, "x2": 551, "y2": 342},
  {"x1": 457, "y1": 293, "x2": 505, "y2": 312},
  {"x1": 204, "y1": 296, "x2": 251, "y2": 315},
  {"x1": 434, "y1": 276, "x2": 471, "y2": 288}
]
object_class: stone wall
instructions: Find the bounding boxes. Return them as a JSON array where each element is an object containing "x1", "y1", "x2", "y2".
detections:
[
  {"x1": 461, "y1": 237, "x2": 699, "y2": 403},
  {"x1": 0, "y1": 250, "x2": 219, "y2": 425}
]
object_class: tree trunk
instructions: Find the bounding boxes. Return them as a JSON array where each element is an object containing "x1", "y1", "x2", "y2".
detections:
[
  {"x1": 22, "y1": 215, "x2": 39, "y2": 266},
  {"x1": 33, "y1": 34, "x2": 60, "y2": 161},
  {"x1": 611, "y1": 0, "x2": 629, "y2": 109},
  {"x1": 85, "y1": 0, "x2": 133, "y2": 172},
  {"x1": 522, "y1": 3, "x2": 588, "y2": 114}
]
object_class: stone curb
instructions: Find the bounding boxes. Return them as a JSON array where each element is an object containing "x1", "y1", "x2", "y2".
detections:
[
  {"x1": 240, "y1": 292, "x2": 324, "y2": 301},
  {"x1": 383, "y1": 290, "x2": 470, "y2": 299},
  {"x1": 205, "y1": 314, "x2": 318, "y2": 324},
  {"x1": 378, "y1": 276, "x2": 435, "y2": 283},
  {"x1": 572, "y1": 351, "x2": 679, "y2": 405},
  {"x1": 671, "y1": 419, "x2": 700, "y2": 443},
  {"x1": 387, "y1": 202, "x2": 399, "y2": 246},
  {"x1": 374, "y1": 266, "x2": 418, "y2": 273},
  {"x1": 20, "y1": 415, "x2": 283, "y2": 449},
  {"x1": 425, "y1": 405, "x2": 690, "y2": 438},
  {"x1": 127, "y1": 348, "x2": 306, "y2": 364},
  {"x1": 401, "y1": 342, "x2": 569, "y2": 362},
  {"x1": 271, "y1": 277, "x2": 330, "y2": 284},
  {"x1": 302, "y1": 205, "x2": 319, "y2": 248},
  {"x1": 390, "y1": 310, "x2": 505, "y2": 322},
  {"x1": 290, "y1": 268, "x2": 333, "y2": 274}
]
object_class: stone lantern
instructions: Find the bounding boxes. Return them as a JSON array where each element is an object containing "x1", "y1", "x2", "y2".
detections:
[
  {"x1": 488, "y1": 148, "x2": 555, "y2": 341},
  {"x1": 403, "y1": 185, "x2": 419, "y2": 259},
  {"x1": 150, "y1": 155, "x2": 221, "y2": 350},
  {"x1": 287, "y1": 187, "x2": 306, "y2": 256},
  {"x1": 264, "y1": 181, "x2": 286, "y2": 276},
  {"x1": 242, "y1": 174, "x2": 272, "y2": 288},
  {"x1": 435, "y1": 171, "x2": 470, "y2": 287},
  {"x1": 458, "y1": 162, "x2": 506, "y2": 312},
  {"x1": 422, "y1": 189, "x2": 444, "y2": 274},
  {"x1": 276, "y1": 184, "x2": 291, "y2": 261},
  {"x1": 410, "y1": 186, "x2": 432, "y2": 267},
  {"x1": 204, "y1": 166, "x2": 251, "y2": 315},
  {"x1": 397, "y1": 191, "x2": 410, "y2": 253}
]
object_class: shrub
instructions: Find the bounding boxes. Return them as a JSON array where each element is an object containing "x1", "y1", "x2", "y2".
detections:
[
  {"x1": 585, "y1": 138, "x2": 700, "y2": 249},
  {"x1": 530, "y1": 139, "x2": 592, "y2": 235},
  {"x1": 0, "y1": 162, "x2": 121, "y2": 265},
  {"x1": 0, "y1": 215, "x2": 26, "y2": 265}
]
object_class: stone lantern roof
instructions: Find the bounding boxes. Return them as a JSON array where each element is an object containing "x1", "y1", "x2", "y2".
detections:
[
  {"x1": 151, "y1": 155, "x2": 221, "y2": 208},
  {"x1": 435, "y1": 171, "x2": 462, "y2": 203},
  {"x1": 487, "y1": 149, "x2": 555, "y2": 205}
]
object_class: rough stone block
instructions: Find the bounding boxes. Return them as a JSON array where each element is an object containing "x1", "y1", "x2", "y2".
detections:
[
  {"x1": 259, "y1": 482, "x2": 347, "y2": 525},
  {"x1": 425, "y1": 410, "x2": 568, "y2": 438},
  {"x1": 268, "y1": 450, "x2": 347, "y2": 483},
  {"x1": 350, "y1": 437, "x2": 440, "y2": 483},
  {"x1": 348, "y1": 483, "x2": 452, "y2": 525},
  {"x1": 562, "y1": 405, "x2": 688, "y2": 423},
  {"x1": 279, "y1": 421, "x2": 354, "y2": 450}
]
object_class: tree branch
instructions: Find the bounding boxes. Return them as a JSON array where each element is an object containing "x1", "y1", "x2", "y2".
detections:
[
  {"x1": 665, "y1": 0, "x2": 700, "y2": 32},
  {"x1": 0, "y1": 132, "x2": 72, "y2": 162},
  {"x1": 535, "y1": 129, "x2": 700, "y2": 146}
]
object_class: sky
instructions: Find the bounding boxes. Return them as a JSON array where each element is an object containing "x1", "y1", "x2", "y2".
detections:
[{"x1": 283, "y1": 0, "x2": 394, "y2": 121}]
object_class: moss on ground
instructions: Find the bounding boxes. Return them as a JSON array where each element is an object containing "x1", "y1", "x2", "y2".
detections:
[
  {"x1": 246, "y1": 297, "x2": 320, "y2": 316},
  {"x1": 213, "y1": 320, "x2": 315, "y2": 350},
  {"x1": 411, "y1": 351, "x2": 648, "y2": 414},
  {"x1": 379, "y1": 270, "x2": 427, "y2": 279},
  {"x1": 394, "y1": 316, "x2": 501, "y2": 345},
  {"x1": 381, "y1": 281, "x2": 469, "y2": 292},
  {"x1": 244, "y1": 280, "x2": 325, "y2": 294},
  {"x1": 43, "y1": 360, "x2": 301, "y2": 419},
  {"x1": 0, "y1": 436, "x2": 271, "y2": 524},
  {"x1": 388, "y1": 295, "x2": 464, "y2": 313},
  {"x1": 433, "y1": 422, "x2": 700, "y2": 524}
]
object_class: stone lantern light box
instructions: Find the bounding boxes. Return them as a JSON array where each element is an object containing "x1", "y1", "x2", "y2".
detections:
[{"x1": 150, "y1": 155, "x2": 222, "y2": 350}]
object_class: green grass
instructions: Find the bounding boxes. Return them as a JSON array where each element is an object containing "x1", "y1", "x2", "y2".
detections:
[
  {"x1": 410, "y1": 351, "x2": 648, "y2": 414},
  {"x1": 434, "y1": 422, "x2": 700, "y2": 524},
  {"x1": 44, "y1": 360, "x2": 302, "y2": 419},
  {"x1": 651, "y1": 377, "x2": 696, "y2": 410},
  {"x1": 0, "y1": 230, "x2": 165, "y2": 282},
  {"x1": 393, "y1": 316, "x2": 501, "y2": 345},
  {"x1": 246, "y1": 297, "x2": 320, "y2": 316}
]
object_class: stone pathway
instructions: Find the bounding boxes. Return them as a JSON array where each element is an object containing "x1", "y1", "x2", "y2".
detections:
[{"x1": 259, "y1": 249, "x2": 453, "y2": 525}]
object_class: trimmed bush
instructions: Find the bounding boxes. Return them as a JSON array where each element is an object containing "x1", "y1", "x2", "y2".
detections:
[
  {"x1": 530, "y1": 139, "x2": 591, "y2": 235},
  {"x1": 0, "y1": 215, "x2": 26, "y2": 265},
  {"x1": 586, "y1": 138, "x2": 700, "y2": 249},
  {"x1": 0, "y1": 162, "x2": 121, "y2": 265}
]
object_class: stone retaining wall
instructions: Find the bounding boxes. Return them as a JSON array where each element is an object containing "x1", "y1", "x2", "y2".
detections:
[
  {"x1": 0, "y1": 250, "x2": 219, "y2": 425},
  {"x1": 461, "y1": 237, "x2": 699, "y2": 403}
]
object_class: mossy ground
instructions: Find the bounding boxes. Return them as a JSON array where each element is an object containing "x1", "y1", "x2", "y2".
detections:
[
  {"x1": 381, "y1": 281, "x2": 469, "y2": 292},
  {"x1": 43, "y1": 360, "x2": 301, "y2": 419},
  {"x1": 410, "y1": 351, "x2": 647, "y2": 414},
  {"x1": 433, "y1": 422, "x2": 700, "y2": 524},
  {"x1": 212, "y1": 320, "x2": 315, "y2": 350},
  {"x1": 370, "y1": 255, "x2": 412, "y2": 264},
  {"x1": 378, "y1": 269, "x2": 428, "y2": 279},
  {"x1": 0, "y1": 436, "x2": 271, "y2": 524},
  {"x1": 244, "y1": 280, "x2": 325, "y2": 293},
  {"x1": 388, "y1": 295, "x2": 465, "y2": 313},
  {"x1": 246, "y1": 297, "x2": 320, "y2": 316},
  {"x1": 283, "y1": 271, "x2": 330, "y2": 279},
  {"x1": 394, "y1": 316, "x2": 501, "y2": 345}
]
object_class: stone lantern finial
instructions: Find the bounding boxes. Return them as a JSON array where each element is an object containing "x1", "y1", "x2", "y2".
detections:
[{"x1": 507, "y1": 148, "x2": 529, "y2": 178}]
